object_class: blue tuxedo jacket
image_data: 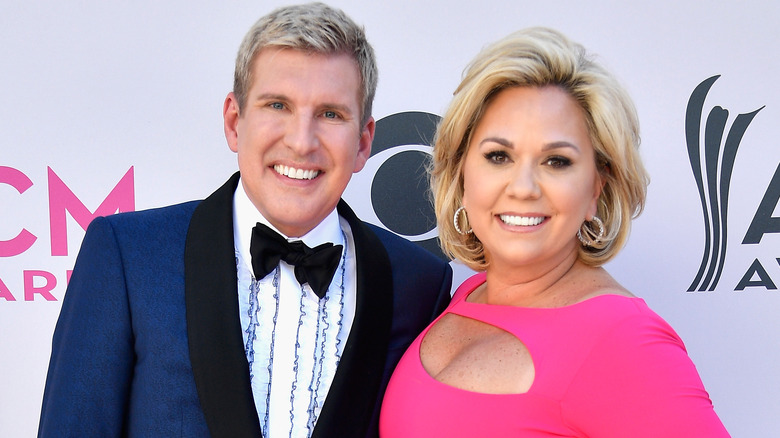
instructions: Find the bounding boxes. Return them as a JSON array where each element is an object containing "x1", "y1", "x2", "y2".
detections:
[{"x1": 38, "y1": 173, "x2": 452, "y2": 438}]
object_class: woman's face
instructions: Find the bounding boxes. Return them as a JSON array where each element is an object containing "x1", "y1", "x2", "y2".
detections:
[{"x1": 461, "y1": 85, "x2": 602, "y2": 271}]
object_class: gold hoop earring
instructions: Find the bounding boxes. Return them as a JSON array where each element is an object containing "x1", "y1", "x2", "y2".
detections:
[
  {"x1": 577, "y1": 216, "x2": 605, "y2": 247},
  {"x1": 453, "y1": 206, "x2": 473, "y2": 235}
]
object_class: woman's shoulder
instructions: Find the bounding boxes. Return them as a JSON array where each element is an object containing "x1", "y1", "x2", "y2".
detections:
[
  {"x1": 567, "y1": 293, "x2": 685, "y2": 358},
  {"x1": 451, "y1": 272, "x2": 487, "y2": 302}
]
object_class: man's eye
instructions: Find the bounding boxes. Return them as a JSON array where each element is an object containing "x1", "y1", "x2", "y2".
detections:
[
  {"x1": 323, "y1": 110, "x2": 339, "y2": 119},
  {"x1": 270, "y1": 102, "x2": 285, "y2": 110}
]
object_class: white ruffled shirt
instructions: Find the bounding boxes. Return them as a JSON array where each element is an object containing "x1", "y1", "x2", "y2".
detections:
[{"x1": 233, "y1": 180, "x2": 357, "y2": 438}]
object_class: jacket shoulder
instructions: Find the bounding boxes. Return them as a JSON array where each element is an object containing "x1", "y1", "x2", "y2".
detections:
[
  {"x1": 365, "y1": 223, "x2": 448, "y2": 268},
  {"x1": 102, "y1": 200, "x2": 200, "y2": 225},
  {"x1": 92, "y1": 200, "x2": 201, "y2": 235}
]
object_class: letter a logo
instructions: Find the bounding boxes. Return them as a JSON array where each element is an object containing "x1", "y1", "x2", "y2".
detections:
[{"x1": 686, "y1": 75, "x2": 763, "y2": 291}]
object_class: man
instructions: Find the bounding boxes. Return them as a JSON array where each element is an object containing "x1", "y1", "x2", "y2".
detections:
[{"x1": 37, "y1": 3, "x2": 452, "y2": 437}]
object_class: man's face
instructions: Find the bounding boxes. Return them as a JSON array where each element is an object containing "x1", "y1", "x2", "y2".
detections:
[{"x1": 224, "y1": 48, "x2": 374, "y2": 237}]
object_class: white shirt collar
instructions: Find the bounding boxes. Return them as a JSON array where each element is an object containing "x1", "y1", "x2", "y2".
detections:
[{"x1": 233, "y1": 177, "x2": 343, "y2": 273}]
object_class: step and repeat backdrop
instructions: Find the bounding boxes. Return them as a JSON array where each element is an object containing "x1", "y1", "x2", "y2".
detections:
[{"x1": 2, "y1": 1, "x2": 778, "y2": 436}]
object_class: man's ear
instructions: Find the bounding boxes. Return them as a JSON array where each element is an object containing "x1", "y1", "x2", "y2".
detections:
[
  {"x1": 353, "y1": 116, "x2": 375, "y2": 173},
  {"x1": 223, "y1": 92, "x2": 240, "y2": 152}
]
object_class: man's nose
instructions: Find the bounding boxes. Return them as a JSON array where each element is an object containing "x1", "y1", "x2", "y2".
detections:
[{"x1": 284, "y1": 114, "x2": 318, "y2": 155}]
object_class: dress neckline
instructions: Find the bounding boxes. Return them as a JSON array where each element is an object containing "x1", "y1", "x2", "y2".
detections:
[{"x1": 458, "y1": 272, "x2": 642, "y2": 310}]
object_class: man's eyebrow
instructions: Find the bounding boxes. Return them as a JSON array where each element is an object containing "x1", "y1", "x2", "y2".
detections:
[
  {"x1": 254, "y1": 93, "x2": 287, "y2": 102},
  {"x1": 319, "y1": 102, "x2": 355, "y2": 115}
]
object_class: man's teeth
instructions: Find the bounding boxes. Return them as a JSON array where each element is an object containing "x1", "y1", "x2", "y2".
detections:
[
  {"x1": 274, "y1": 165, "x2": 319, "y2": 180},
  {"x1": 499, "y1": 215, "x2": 544, "y2": 226}
]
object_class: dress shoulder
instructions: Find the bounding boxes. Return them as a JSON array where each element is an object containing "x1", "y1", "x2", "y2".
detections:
[{"x1": 560, "y1": 297, "x2": 729, "y2": 437}]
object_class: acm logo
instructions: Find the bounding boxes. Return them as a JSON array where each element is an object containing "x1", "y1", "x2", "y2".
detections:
[{"x1": 686, "y1": 75, "x2": 780, "y2": 292}]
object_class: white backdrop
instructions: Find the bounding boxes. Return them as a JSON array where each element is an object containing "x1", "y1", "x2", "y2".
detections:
[{"x1": 2, "y1": 1, "x2": 779, "y2": 436}]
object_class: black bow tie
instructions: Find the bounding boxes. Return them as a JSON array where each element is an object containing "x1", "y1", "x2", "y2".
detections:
[{"x1": 250, "y1": 223, "x2": 343, "y2": 298}]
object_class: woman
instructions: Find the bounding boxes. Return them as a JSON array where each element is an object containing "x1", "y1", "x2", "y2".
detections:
[{"x1": 380, "y1": 27, "x2": 729, "y2": 437}]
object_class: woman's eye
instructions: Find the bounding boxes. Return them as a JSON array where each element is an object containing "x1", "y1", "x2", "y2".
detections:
[
  {"x1": 545, "y1": 156, "x2": 572, "y2": 168},
  {"x1": 485, "y1": 151, "x2": 509, "y2": 164}
]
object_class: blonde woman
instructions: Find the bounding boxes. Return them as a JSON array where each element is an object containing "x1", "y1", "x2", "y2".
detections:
[{"x1": 380, "y1": 27, "x2": 729, "y2": 437}]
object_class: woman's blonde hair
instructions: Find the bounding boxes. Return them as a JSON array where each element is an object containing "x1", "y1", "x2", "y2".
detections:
[{"x1": 432, "y1": 27, "x2": 648, "y2": 270}]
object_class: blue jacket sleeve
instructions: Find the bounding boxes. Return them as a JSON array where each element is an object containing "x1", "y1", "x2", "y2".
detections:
[{"x1": 38, "y1": 216, "x2": 134, "y2": 437}]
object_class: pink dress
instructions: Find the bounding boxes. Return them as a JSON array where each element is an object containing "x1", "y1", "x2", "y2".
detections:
[{"x1": 380, "y1": 273, "x2": 729, "y2": 437}]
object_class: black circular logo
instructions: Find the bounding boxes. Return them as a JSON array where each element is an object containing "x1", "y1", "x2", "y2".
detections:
[{"x1": 370, "y1": 111, "x2": 446, "y2": 260}]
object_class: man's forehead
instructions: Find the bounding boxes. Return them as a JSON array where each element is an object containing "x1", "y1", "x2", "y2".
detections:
[
  {"x1": 248, "y1": 48, "x2": 362, "y2": 103},
  {"x1": 252, "y1": 46, "x2": 357, "y2": 71}
]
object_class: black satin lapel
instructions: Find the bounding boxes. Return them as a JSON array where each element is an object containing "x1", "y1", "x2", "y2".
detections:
[
  {"x1": 312, "y1": 200, "x2": 394, "y2": 438},
  {"x1": 185, "y1": 172, "x2": 262, "y2": 438}
]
